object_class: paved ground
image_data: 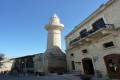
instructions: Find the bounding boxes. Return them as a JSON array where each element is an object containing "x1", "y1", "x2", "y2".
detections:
[
  {"x1": 1, "y1": 73, "x2": 115, "y2": 80},
  {"x1": 0, "y1": 74, "x2": 81, "y2": 80}
]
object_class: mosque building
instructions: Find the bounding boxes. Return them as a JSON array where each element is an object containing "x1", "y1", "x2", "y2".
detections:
[{"x1": 11, "y1": 14, "x2": 66, "y2": 74}]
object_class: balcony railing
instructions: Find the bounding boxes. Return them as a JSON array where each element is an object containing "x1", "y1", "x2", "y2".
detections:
[
  {"x1": 69, "y1": 36, "x2": 81, "y2": 45},
  {"x1": 69, "y1": 24, "x2": 114, "y2": 45},
  {"x1": 88, "y1": 24, "x2": 114, "y2": 34}
]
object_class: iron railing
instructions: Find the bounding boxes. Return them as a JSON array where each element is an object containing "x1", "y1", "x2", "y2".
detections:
[{"x1": 69, "y1": 24, "x2": 114, "y2": 45}]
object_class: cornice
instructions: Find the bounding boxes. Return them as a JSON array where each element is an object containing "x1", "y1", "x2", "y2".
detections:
[{"x1": 65, "y1": 0, "x2": 117, "y2": 39}]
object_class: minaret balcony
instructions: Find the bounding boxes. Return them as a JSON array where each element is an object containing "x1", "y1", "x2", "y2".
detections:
[
  {"x1": 69, "y1": 24, "x2": 116, "y2": 47},
  {"x1": 45, "y1": 23, "x2": 64, "y2": 30}
]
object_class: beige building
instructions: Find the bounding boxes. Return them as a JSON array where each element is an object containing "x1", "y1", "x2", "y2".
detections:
[
  {"x1": 0, "y1": 58, "x2": 13, "y2": 73},
  {"x1": 65, "y1": 0, "x2": 120, "y2": 79}
]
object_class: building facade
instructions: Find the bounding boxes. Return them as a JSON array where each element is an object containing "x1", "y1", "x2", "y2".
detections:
[
  {"x1": 65, "y1": 0, "x2": 120, "y2": 79},
  {"x1": 11, "y1": 55, "x2": 35, "y2": 74}
]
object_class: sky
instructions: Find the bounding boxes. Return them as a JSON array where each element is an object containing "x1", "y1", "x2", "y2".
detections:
[{"x1": 0, "y1": 0, "x2": 108, "y2": 58}]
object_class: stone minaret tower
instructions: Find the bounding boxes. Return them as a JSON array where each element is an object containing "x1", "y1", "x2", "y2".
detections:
[
  {"x1": 44, "y1": 14, "x2": 66, "y2": 73},
  {"x1": 45, "y1": 14, "x2": 64, "y2": 50}
]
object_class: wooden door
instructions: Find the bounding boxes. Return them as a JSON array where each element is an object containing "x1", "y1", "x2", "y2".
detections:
[{"x1": 82, "y1": 58, "x2": 95, "y2": 75}]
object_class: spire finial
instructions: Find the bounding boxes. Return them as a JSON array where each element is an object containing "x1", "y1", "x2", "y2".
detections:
[{"x1": 53, "y1": 13, "x2": 58, "y2": 18}]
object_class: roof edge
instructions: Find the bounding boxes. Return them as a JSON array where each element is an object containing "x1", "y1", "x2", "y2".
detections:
[{"x1": 65, "y1": 0, "x2": 116, "y2": 39}]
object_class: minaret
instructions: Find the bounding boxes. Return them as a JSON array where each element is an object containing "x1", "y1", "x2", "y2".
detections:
[
  {"x1": 43, "y1": 14, "x2": 66, "y2": 73},
  {"x1": 45, "y1": 14, "x2": 64, "y2": 50}
]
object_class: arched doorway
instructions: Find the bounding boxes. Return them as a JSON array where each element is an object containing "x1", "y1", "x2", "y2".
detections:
[
  {"x1": 14, "y1": 59, "x2": 19, "y2": 68},
  {"x1": 11, "y1": 59, "x2": 20, "y2": 74},
  {"x1": 82, "y1": 58, "x2": 95, "y2": 75},
  {"x1": 104, "y1": 54, "x2": 120, "y2": 79},
  {"x1": 20, "y1": 59, "x2": 25, "y2": 70},
  {"x1": 26, "y1": 58, "x2": 34, "y2": 68}
]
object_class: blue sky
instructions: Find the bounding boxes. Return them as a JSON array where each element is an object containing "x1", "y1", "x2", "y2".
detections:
[{"x1": 0, "y1": 0, "x2": 108, "y2": 58}]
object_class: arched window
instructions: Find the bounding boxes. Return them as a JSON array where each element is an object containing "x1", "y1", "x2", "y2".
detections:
[
  {"x1": 26, "y1": 58, "x2": 34, "y2": 68},
  {"x1": 14, "y1": 59, "x2": 19, "y2": 68},
  {"x1": 20, "y1": 59, "x2": 25, "y2": 69}
]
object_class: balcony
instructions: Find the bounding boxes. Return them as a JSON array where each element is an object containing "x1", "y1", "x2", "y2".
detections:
[
  {"x1": 69, "y1": 24, "x2": 115, "y2": 46},
  {"x1": 87, "y1": 24, "x2": 115, "y2": 39},
  {"x1": 69, "y1": 36, "x2": 81, "y2": 45}
]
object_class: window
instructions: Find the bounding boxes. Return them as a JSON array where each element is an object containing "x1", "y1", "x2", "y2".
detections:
[
  {"x1": 82, "y1": 49, "x2": 88, "y2": 53},
  {"x1": 80, "y1": 29, "x2": 89, "y2": 38},
  {"x1": 103, "y1": 41, "x2": 114, "y2": 48},
  {"x1": 70, "y1": 53, "x2": 74, "y2": 57},
  {"x1": 92, "y1": 18, "x2": 106, "y2": 31}
]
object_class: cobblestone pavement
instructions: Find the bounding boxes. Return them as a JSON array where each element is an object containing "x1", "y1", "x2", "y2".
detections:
[{"x1": 0, "y1": 74, "x2": 81, "y2": 80}]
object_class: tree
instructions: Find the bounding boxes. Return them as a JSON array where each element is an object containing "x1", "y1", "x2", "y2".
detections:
[
  {"x1": 0, "y1": 53, "x2": 5, "y2": 68},
  {"x1": 0, "y1": 53, "x2": 4, "y2": 61}
]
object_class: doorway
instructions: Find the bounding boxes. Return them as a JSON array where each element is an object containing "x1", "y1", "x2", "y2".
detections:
[
  {"x1": 71, "y1": 61, "x2": 75, "y2": 70},
  {"x1": 82, "y1": 58, "x2": 95, "y2": 75},
  {"x1": 104, "y1": 54, "x2": 120, "y2": 79}
]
